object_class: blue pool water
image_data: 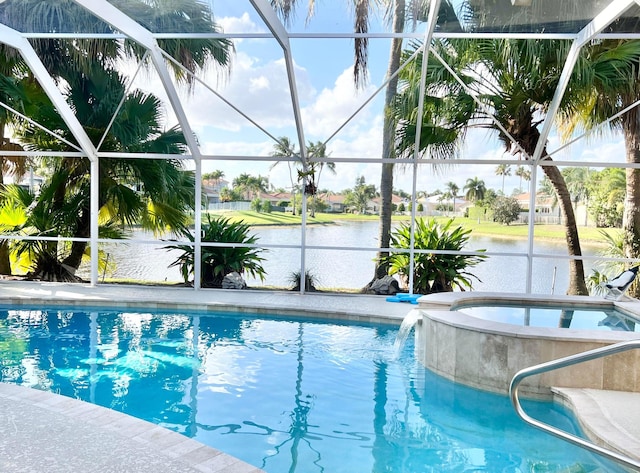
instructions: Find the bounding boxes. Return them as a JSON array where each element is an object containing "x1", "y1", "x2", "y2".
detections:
[
  {"x1": 458, "y1": 304, "x2": 640, "y2": 331},
  {"x1": 0, "y1": 305, "x2": 624, "y2": 472}
]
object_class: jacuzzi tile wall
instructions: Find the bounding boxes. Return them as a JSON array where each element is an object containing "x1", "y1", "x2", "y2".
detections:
[{"x1": 417, "y1": 308, "x2": 640, "y2": 398}]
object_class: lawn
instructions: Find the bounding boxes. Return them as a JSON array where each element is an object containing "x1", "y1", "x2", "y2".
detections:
[{"x1": 206, "y1": 210, "x2": 618, "y2": 245}]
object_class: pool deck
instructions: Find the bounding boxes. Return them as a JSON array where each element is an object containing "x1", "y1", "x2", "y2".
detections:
[{"x1": 0, "y1": 281, "x2": 639, "y2": 470}]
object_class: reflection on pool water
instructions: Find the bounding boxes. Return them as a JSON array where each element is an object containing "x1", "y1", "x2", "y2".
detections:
[
  {"x1": 0, "y1": 305, "x2": 625, "y2": 472},
  {"x1": 457, "y1": 304, "x2": 640, "y2": 331}
]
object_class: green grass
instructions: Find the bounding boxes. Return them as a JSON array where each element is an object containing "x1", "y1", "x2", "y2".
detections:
[
  {"x1": 440, "y1": 217, "x2": 618, "y2": 244},
  {"x1": 207, "y1": 210, "x2": 337, "y2": 226},
  {"x1": 205, "y1": 210, "x2": 619, "y2": 245}
]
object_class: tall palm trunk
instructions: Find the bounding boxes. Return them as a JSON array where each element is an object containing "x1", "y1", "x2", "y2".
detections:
[
  {"x1": 61, "y1": 205, "x2": 90, "y2": 272},
  {"x1": 510, "y1": 114, "x2": 587, "y2": 295},
  {"x1": 622, "y1": 108, "x2": 640, "y2": 297},
  {"x1": 0, "y1": 244, "x2": 10, "y2": 275},
  {"x1": 0, "y1": 120, "x2": 13, "y2": 274},
  {"x1": 541, "y1": 160, "x2": 588, "y2": 295},
  {"x1": 373, "y1": 0, "x2": 405, "y2": 281}
]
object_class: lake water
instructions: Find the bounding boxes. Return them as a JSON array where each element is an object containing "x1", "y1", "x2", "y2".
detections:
[{"x1": 82, "y1": 221, "x2": 602, "y2": 295}]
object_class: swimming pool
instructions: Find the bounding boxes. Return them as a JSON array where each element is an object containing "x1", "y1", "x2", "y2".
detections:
[
  {"x1": 457, "y1": 304, "x2": 640, "y2": 331},
  {"x1": 0, "y1": 304, "x2": 623, "y2": 472}
]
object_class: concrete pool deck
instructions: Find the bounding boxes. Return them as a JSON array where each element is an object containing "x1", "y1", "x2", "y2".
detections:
[{"x1": 0, "y1": 281, "x2": 638, "y2": 470}]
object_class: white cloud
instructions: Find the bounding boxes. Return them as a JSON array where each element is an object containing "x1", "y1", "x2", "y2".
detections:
[
  {"x1": 218, "y1": 12, "x2": 265, "y2": 37},
  {"x1": 301, "y1": 68, "x2": 380, "y2": 138},
  {"x1": 182, "y1": 53, "x2": 316, "y2": 135},
  {"x1": 249, "y1": 75, "x2": 270, "y2": 91},
  {"x1": 201, "y1": 138, "x2": 271, "y2": 157},
  {"x1": 548, "y1": 133, "x2": 626, "y2": 165}
]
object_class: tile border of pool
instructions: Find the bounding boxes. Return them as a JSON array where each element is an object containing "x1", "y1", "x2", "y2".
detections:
[
  {"x1": 0, "y1": 383, "x2": 264, "y2": 473},
  {"x1": 0, "y1": 280, "x2": 410, "y2": 324}
]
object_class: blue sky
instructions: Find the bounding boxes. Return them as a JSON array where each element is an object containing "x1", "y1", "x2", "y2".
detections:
[{"x1": 136, "y1": 1, "x2": 628, "y2": 196}]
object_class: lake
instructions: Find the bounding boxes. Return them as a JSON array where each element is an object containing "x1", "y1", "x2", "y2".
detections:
[{"x1": 81, "y1": 221, "x2": 603, "y2": 295}]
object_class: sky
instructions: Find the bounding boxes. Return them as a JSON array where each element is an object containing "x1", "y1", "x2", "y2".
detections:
[{"x1": 128, "y1": 0, "x2": 627, "y2": 197}]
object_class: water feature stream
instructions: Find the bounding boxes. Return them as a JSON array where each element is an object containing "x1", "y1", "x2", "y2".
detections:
[{"x1": 392, "y1": 309, "x2": 422, "y2": 357}]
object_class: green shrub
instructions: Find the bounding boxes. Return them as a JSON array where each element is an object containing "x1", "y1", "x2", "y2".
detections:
[
  {"x1": 382, "y1": 218, "x2": 486, "y2": 294},
  {"x1": 260, "y1": 199, "x2": 272, "y2": 213},
  {"x1": 166, "y1": 215, "x2": 267, "y2": 288},
  {"x1": 491, "y1": 196, "x2": 521, "y2": 225},
  {"x1": 288, "y1": 269, "x2": 319, "y2": 291},
  {"x1": 250, "y1": 197, "x2": 262, "y2": 212}
]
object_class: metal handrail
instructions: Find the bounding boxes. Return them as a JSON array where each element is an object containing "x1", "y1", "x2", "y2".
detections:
[{"x1": 509, "y1": 339, "x2": 640, "y2": 470}]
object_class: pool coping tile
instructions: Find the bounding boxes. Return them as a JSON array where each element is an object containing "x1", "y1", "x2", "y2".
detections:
[{"x1": 0, "y1": 383, "x2": 266, "y2": 473}]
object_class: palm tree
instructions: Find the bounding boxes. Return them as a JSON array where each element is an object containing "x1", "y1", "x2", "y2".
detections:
[
  {"x1": 563, "y1": 167, "x2": 590, "y2": 221},
  {"x1": 270, "y1": 138, "x2": 336, "y2": 217},
  {"x1": 233, "y1": 173, "x2": 254, "y2": 200},
  {"x1": 233, "y1": 173, "x2": 269, "y2": 201},
  {"x1": 220, "y1": 186, "x2": 241, "y2": 203},
  {"x1": 393, "y1": 38, "x2": 590, "y2": 295},
  {"x1": 13, "y1": 62, "x2": 195, "y2": 280},
  {"x1": 203, "y1": 170, "x2": 225, "y2": 181},
  {"x1": 0, "y1": 185, "x2": 29, "y2": 275},
  {"x1": 0, "y1": 63, "x2": 32, "y2": 274},
  {"x1": 0, "y1": 77, "x2": 28, "y2": 188},
  {"x1": 560, "y1": 38, "x2": 640, "y2": 295},
  {"x1": 464, "y1": 177, "x2": 486, "y2": 203},
  {"x1": 0, "y1": 0, "x2": 233, "y2": 84},
  {"x1": 270, "y1": 137, "x2": 299, "y2": 215},
  {"x1": 445, "y1": 181, "x2": 459, "y2": 215},
  {"x1": 0, "y1": 0, "x2": 233, "y2": 279},
  {"x1": 515, "y1": 165, "x2": 531, "y2": 193},
  {"x1": 344, "y1": 175, "x2": 377, "y2": 214},
  {"x1": 270, "y1": 0, "x2": 432, "y2": 284},
  {"x1": 251, "y1": 175, "x2": 270, "y2": 198},
  {"x1": 495, "y1": 164, "x2": 511, "y2": 195},
  {"x1": 586, "y1": 167, "x2": 626, "y2": 228},
  {"x1": 306, "y1": 141, "x2": 336, "y2": 217},
  {"x1": 538, "y1": 175, "x2": 557, "y2": 199}
]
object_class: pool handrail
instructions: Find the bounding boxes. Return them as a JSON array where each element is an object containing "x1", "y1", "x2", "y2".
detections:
[{"x1": 509, "y1": 339, "x2": 640, "y2": 471}]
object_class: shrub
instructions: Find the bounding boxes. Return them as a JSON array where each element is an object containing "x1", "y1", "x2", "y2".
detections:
[
  {"x1": 166, "y1": 214, "x2": 267, "y2": 287},
  {"x1": 491, "y1": 196, "x2": 521, "y2": 225},
  {"x1": 288, "y1": 270, "x2": 319, "y2": 291},
  {"x1": 382, "y1": 218, "x2": 486, "y2": 294},
  {"x1": 436, "y1": 203, "x2": 453, "y2": 212},
  {"x1": 398, "y1": 202, "x2": 406, "y2": 213},
  {"x1": 260, "y1": 199, "x2": 272, "y2": 213},
  {"x1": 250, "y1": 197, "x2": 262, "y2": 212}
]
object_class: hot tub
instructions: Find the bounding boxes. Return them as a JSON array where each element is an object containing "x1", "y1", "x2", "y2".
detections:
[{"x1": 413, "y1": 292, "x2": 640, "y2": 398}]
